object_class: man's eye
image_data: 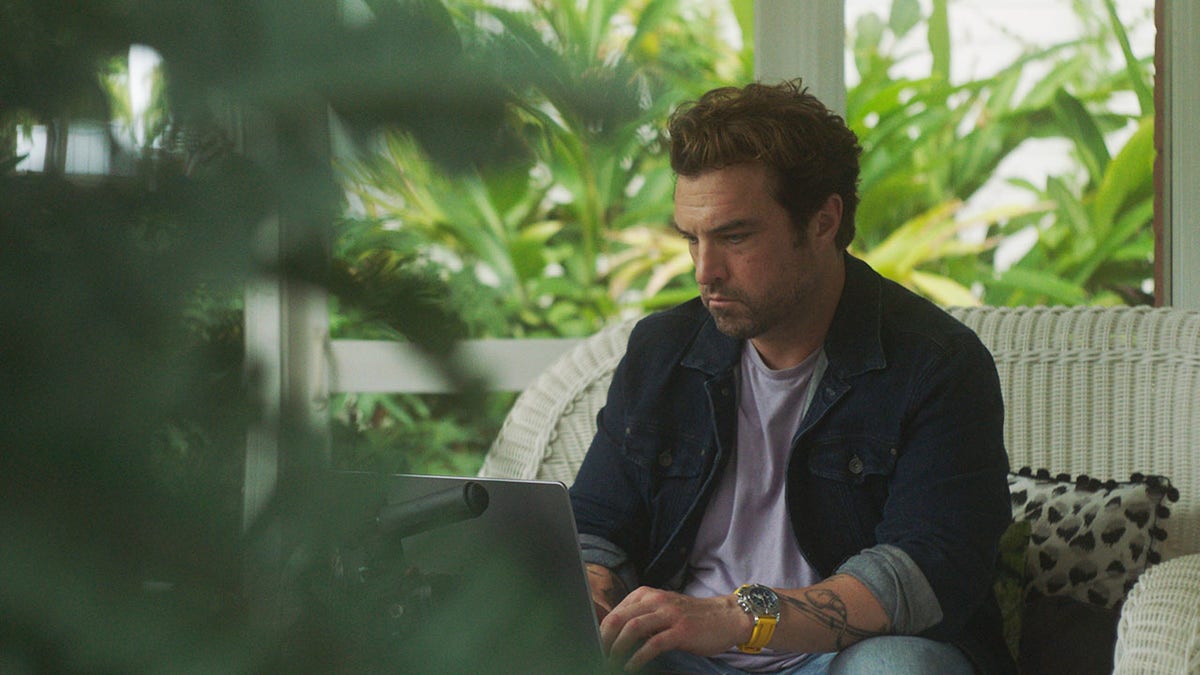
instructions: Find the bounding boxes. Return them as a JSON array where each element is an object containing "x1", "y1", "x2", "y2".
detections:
[
  {"x1": 726, "y1": 233, "x2": 748, "y2": 244},
  {"x1": 680, "y1": 233, "x2": 698, "y2": 244}
]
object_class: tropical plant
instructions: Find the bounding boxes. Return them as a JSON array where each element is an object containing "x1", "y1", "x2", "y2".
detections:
[
  {"x1": 984, "y1": 0, "x2": 1156, "y2": 306},
  {"x1": 330, "y1": 0, "x2": 750, "y2": 477},
  {"x1": 99, "y1": 49, "x2": 171, "y2": 160},
  {"x1": 2, "y1": 0, "x2": 528, "y2": 670},
  {"x1": 337, "y1": 0, "x2": 749, "y2": 340},
  {"x1": 847, "y1": 0, "x2": 1155, "y2": 306}
]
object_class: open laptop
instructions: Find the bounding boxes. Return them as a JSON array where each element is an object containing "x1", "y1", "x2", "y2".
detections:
[{"x1": 322, "y1": 471, "x2": 607, "y2": 673}]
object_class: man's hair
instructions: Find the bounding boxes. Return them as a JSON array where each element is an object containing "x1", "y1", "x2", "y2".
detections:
[{"x1": 667, "y1": 79, "x2": 862, "y2": 248}]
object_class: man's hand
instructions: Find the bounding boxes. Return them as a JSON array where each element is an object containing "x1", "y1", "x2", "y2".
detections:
[
  {"x1": 599, "y1": 586, "x2": 752, "y2": 672},
  {"x1": 585, "y1": 563, "x2": 629, "y2": 622}
]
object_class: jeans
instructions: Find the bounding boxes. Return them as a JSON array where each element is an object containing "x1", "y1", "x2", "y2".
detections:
[{"x1": 646, "y1": 636, "x2": 975, "y2": 674}]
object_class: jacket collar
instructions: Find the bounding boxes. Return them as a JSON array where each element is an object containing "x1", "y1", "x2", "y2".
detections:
[
  {"x1": 679, "y1": 253, "x2": 886, "y2": 380},
  {"x1": 680, "y1": 313, "x2": 741, "y2": 377},
  {"x1": 824, "y1": 254, "x2": 886, "y2": 379}
]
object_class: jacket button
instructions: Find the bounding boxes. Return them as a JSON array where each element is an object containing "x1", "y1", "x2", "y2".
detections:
[
  {"x1": 848, "y1": 456, "x2": 864, "y2": 474},
  {"x1": 658, "y1": 452, "x2": 673, "y2": 467}
]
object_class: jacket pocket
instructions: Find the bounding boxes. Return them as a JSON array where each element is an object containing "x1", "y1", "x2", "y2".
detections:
[
  {"x1": 621, "y1": 420, "x2": 708, "y2": 479},
  {"x1": 807, "y1": 434, "x2": 898, "y2": 485},
  {"x1": 805, "y1": 434, "x2": 897, "y2": 544}
]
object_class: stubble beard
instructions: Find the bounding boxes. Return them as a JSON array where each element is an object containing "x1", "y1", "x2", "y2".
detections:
[
  {"x1": 703, "y1": 278, "x2": 807, "y2": 342},
  {"x1": 703, "y1": 288, "x2": 771, "y2": 340}
]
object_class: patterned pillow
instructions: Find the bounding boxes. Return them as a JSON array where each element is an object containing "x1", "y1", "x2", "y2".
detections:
[{"x1": 1007, "y1": 468, "x2": 1178, "y2": 609}]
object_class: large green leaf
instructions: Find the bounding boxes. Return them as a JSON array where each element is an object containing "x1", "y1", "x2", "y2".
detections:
[
  {"x1": 1052, "y1": 88, "x2": 1110, "y2": 186},
  {"x1": 927, "y1": 0, "x2": 950, "y2": 81},
  {"x1": 1103, "y1": 0, "x2": 1153, "y2": 115},
  {"x1": 993, "y1": 267, "x2": 1089, "y2": 305},
  {"x1": 889, "y1": 0, "x2": 922, "y2": 39},
  {"x1": 1089, "y1": 115, "x2": 1154, "y2": 233}
]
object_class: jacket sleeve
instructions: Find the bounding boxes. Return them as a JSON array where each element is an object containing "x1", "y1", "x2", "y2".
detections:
[
  {"x1": 875, "y1": 330, "x2": 1011, "y2": 641},
  {"x1": 568, "y1": 324, "x2": 653, "y2": 577},
  {"x1": 838, "y1": 543, "x2": 944, "y2": 634}
]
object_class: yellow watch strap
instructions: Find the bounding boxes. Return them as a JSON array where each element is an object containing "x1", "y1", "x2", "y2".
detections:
[{"x1": 738, "y1": 615, "x2": 777, "y2": 653}]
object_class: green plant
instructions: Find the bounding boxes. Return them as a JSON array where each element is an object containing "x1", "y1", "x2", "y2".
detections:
[
  {"x1": 844, "y1": 0, "x2": 1154, "y2": 306},
  {"x1": 338, "y1": 0, "x2": 748, "y2": 339},
  {"x1": 330, "y1": 0, "x2": 749, "y2": 478},
  {"x1": 986, "y1": 0, "x2": 1156, "y2": 306},
  {"x1": 2, "y1": 0, "x2": 524, "y2": 670}
]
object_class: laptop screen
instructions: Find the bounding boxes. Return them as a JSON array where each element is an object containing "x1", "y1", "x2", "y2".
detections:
[{"x1": 320, "y1": 471, "x2": 606, "y2": 673}]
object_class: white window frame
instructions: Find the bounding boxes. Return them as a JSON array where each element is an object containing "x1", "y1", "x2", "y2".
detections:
[{"x1": 1159, "y1": 0, "x2": 1200, "y2": 310}]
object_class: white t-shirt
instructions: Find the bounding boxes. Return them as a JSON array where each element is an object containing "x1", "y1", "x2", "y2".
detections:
[{"x1": 682, "y1": 344, "x2": 827, "y2": 671}]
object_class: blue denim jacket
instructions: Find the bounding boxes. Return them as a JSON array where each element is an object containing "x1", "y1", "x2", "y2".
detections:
[{"x1": 569, "y1": 255, "x2": 1014, "y2": 671}]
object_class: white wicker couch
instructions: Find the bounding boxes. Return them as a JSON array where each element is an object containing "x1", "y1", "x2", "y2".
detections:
[{"x1": 479, "y1": 305, "x2": 1200, "y2": 674}]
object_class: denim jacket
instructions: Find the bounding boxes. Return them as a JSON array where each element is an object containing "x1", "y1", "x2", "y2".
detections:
[{"x1": 569, "y1": 254, "x2": 1014, "y2": 672}]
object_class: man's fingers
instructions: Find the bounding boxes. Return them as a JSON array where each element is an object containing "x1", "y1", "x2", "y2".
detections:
[
  {"x1": 607, "y1": 611, "x2": 657, "y2": 661},
  {"x1": 599, "y1": 586, "x2": 646, "y2": 650},
  {"x1": 624, "y1": 624, "x2": 682, "y2": 672},
  {"x1": 602, "y1": 596, "x2": 686, "y2": 670},
  {"x1": 600, "y1": 587, "x2": 735, "y2": 671}
]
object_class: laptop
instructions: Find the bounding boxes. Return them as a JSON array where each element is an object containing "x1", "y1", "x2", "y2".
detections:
[{"x1": 321, "y1": 472, "x2": 608, "y2": 673}]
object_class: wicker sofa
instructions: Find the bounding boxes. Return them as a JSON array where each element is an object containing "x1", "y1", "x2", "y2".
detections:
[{"x1": 478, "y1": 305, "x2": 1200, "y2": 673}]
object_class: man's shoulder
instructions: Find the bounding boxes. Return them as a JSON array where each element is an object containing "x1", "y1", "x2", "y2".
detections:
[
  {"x1": 620, "y1": 297, "x2": 718, "y2": 369},
  {"x1": 875, "y1": 275, "x2": 987, "y2": 355},
  {"x1": 630, "y1": 296, "x2": 709, "y2": 340}
]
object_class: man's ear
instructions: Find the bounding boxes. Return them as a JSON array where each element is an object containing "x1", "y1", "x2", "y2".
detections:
[{"x1": 813, "y1": 194, "x2": 843, "y2": 242}]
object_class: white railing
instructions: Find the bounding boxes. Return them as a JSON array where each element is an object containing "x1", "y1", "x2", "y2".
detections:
[{"x1": 328, "y1": 338, "x2": 581, "y2": 394}]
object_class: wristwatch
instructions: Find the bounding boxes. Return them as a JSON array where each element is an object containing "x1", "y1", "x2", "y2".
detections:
[{"x1": 734, "y1": 584, "x2": 780, "y2": 653}]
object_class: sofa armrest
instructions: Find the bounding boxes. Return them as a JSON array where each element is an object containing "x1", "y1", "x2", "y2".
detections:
[{"x1": 1113, "y1": 554, "x2": 1200, "y2": 674}]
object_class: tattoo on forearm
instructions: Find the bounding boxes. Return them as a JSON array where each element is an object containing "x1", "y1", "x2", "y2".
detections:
[
  {"x1": 587, "y1": 565, "x2": 628, "y2": 608},
  {"x1": 781, "y1": 589, "x2": 891, "y2": 650}
]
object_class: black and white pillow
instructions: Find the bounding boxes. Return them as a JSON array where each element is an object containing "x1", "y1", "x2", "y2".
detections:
[{"x1": 1007, "y1": 467, "x2": 1178, "y2": 609}]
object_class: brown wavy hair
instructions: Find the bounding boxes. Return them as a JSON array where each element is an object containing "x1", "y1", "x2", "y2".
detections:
[{"x1": 667, "y1": 79, "x2": 862, "y2": 249}]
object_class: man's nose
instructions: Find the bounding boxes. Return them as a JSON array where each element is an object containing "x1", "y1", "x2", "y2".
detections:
[{"x1": 693, "y1": 243, "x2": 725, "y2": 286}]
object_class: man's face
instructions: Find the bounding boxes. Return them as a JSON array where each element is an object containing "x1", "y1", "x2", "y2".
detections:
[{"x1": 673, "y1": 163, "x2": 843, "y2": 362}]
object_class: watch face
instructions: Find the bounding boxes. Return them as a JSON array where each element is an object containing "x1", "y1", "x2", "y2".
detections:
[{"x1": 739, "y1": 584, "x2": 780, "y2": 618}]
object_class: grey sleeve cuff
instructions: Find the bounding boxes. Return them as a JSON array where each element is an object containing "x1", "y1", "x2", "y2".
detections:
[
  {"x1": 836, "y1": 544, "x2": 944, "y2": 634},
  {"x1": 578, "y1": 533, "x2": 641, "y2": 592}
]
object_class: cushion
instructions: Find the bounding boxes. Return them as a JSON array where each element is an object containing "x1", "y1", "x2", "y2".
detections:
[
  {"x1": 1008, "y1": 468, "x2": 1178, "y2": 609},
  {"x1": 1018, "y1": 595, "x2": 1120, "y2": 675}
]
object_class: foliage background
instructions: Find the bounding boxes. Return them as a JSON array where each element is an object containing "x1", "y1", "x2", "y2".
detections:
[
  {"x1": 333, "y1": 0, "x2": 1155, "y2": 477},
  {"x1": 1, "y1": 0, "x2": 563, "y2": 670},
  {"x1": 1, "y1": 0, "x2": 1155, "y2": 670}
]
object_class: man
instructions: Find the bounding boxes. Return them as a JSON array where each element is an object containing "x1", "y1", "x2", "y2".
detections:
[{"x1": 568, "y1": 80, "x2": 1014, "y2": 674}]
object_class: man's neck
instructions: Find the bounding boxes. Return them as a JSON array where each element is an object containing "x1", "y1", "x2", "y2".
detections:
[{"x1": 750, "y1": 257, "x2": 846, "y2": 370}]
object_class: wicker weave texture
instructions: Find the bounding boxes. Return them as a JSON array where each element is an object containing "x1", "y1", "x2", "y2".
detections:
[
  {"x1": 1113, "y1": 554, "x2": 1200, "y2": 674},
  {"x1": 946, "y1": 306, "x2": 1200, "y2": 560},
  {"x1": 478, "y1": 317, "x2": 638, "y2": 484}
]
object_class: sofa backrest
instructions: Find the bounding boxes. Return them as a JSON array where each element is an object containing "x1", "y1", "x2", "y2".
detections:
[
  {"x1": 479, "y1": 316, "x2": 637, "y2": 484},
  {"x1": 480, "y1": 306, "x2": 1200, "y2": 560},
  {"x1": 947, "y1": 306, "x2": 1200, "y2": 561}
]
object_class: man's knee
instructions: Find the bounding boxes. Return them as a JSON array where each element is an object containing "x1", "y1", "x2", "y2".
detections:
[{"x1": 828, "y1": 636, "x2": 973, "y2": 675}]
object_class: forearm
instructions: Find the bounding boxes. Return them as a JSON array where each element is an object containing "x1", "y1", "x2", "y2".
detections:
[
  {"x1": 586, "y1": 563, "x2": 629, "y2": 620},
  {"x1": 600, "y1": 573, "x2": 891, "y2": 670},
  {"x1": 768, "y1": 574, "x2": 891, "y2": 653}
]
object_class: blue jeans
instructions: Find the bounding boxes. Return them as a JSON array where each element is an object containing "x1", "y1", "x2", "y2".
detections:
[{"x1": 646, "y1": 636, "x2": 974, "y2": 674}]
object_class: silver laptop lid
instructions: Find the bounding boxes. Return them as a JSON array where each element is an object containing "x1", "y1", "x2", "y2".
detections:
[{"x1": 325, "y1": 471, "x2": 606, "y2": 673}]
